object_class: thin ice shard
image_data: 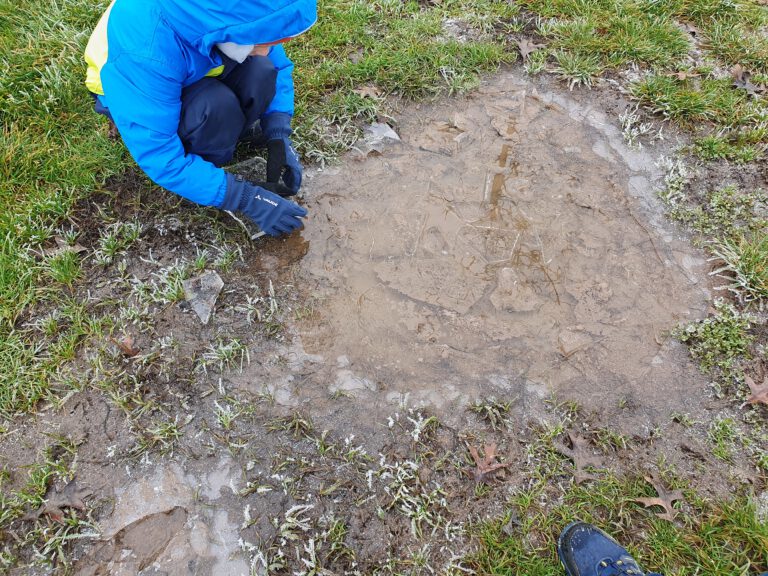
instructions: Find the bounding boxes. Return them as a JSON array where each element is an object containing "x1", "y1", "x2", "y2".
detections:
[{"x1": 183, "y1": 270, "x2": 224, "y2": 325}]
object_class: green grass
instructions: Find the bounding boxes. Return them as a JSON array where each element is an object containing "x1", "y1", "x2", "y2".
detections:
[
  {"x1": 0, "y1": 0, "x2": 126, "y2": 415},
  {"x1": 291, "y1": 0, "x2": 518, "y2": 162},
  {"x1": 674, "y1": 300, "x2": 753, "y2": 382},
  {"x1": 0, "y1": 438, "x2": 96, "y2": 569},
  {"x1": 519, "y1": 0, "x2": 768, "y2": 157},
  {"x1": 664, "y1": 184, "x2": 768, "y2": 242},
  {"x1": 660, "y1": 178, "x2": 768, "y2": 304},
  {"x1": 632, "y1": 75, "x2": 755, "y2": 126},
  {"x1": 693, "y1": 135, "x2": 762, "y2": 164},
  {"x1": 711, "y1": 233, "x2": 768, "y2": 303},
  {"x1": 469, "y1": 477, "x2": 768, "y2": 575}
]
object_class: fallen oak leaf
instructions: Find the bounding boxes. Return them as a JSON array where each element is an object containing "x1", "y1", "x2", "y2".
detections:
[
  {"x1": 668, "y1": 70, "x2": 700, "y2": 81},
  {"x1": 23, "y1": 479, "x2": 92, "y2": 523},
  {"x1": 743, "y1": 373, "x2": 768, "y2": 407},
  {"x1": 554, "y1": 431, "x2": 603, "y2": 484},
  {"x1": 38, "y1": 236, "x2": 88, "y2": 259},
  {"x1": 633, "y1": 473, "x2": 684, "y2": 521},
  {"x1": 353, "y1": 84, "x2": 382, "y2": 99},
  {"x1": 111, "y1": 334, "x2": 139, "y2": 357},
  {"x1": 467, "y1": 443, "x2": 511, "y2": 483},
  {"x1": 732, "y1": 64, "x2": 764, "y2": 97},
  {"x1": 517, "y1": 38, "x2": 545, "y2": 61}
]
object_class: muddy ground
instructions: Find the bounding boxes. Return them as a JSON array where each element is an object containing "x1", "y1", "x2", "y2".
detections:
[{"x1": 3, "y1": 67, "x2": 766, "y2": 574}]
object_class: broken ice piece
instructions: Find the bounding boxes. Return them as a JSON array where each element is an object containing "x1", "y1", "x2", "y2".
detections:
[
  {"x1": 354, "y1": 123, "x2": 402, "y2": 158},
  {"x1": 364, "y1": 122, "x2": 401, "y2": 143},
  {"x1": 361, "y1": 122, "x2": 401, "y2": 151},
  {"x1": 182, "y1": 270, "x2": 224, "y2": 325}
]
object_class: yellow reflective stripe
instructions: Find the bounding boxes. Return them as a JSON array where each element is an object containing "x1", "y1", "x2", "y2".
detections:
[
  {"x1": 84, "y1": 0, "x2": 116, "y2": 95},
  {"x1": 205, "y1": 65, "x2": 225, "y2": 78}
]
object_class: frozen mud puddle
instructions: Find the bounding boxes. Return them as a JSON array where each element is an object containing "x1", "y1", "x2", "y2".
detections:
[
  {"x1": 287, "y1": 73, "x2": 710, "y2": 425},
  {"x1": 75, "y1": 459, "x2": 248, "y2": 575}
]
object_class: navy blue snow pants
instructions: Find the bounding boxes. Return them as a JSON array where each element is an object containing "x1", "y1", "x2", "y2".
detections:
[{"x1": 92, "y1": 54, "x2": 277, "y2": 167}]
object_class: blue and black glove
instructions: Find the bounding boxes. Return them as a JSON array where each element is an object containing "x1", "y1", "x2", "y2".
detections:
[
  {"x1": 221, "y1": 173, "x2": 307, "y2": 237},
  {"x1": 261, "y1": 112, "x2": 303, "y2": 195}
]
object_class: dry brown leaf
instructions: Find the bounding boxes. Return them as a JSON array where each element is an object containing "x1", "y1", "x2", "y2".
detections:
[
  {"x1": 554, "y1": 431, "x2": 603, "y2": 484},
  {"x1": 348, "y1": 47, "x2": 364, "y2": 64},
  {"x1": 517, "y1": 38, "x2": 545, "y2": 61},
  {"x1": 24, "y1": 479, "x2": 91, "y2": 523},
  {"x1": 669, "y1": 70, "x2": 700, "y2": 81},
  {"x1": 467, "y1": 443, "x2": 511, "y2": 483},
  {"x1": 744, "y1": 373, "x2": 768, "y2": 407},
  {"x1": 732, "y1": 64, "x2": 764, "y2": 97},
  {"x1": 633, "y1": 473, "x2": 684, "y2": 521},
  {"x1": 353, "y1": 85, "x2": 382, "y2": 99},
  {"x1": 112, "y1": 334, "x2": 140, "y2": 357},
  {"x1": 42, "y1": 236, "x2": 87, "y2": 258}
]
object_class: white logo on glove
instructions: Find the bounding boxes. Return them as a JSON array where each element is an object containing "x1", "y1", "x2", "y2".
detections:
[{"x1": 254, "y1": 194, "x2": 278, "y2": 207}]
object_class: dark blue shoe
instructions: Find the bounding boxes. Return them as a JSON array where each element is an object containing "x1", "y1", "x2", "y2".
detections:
[{"x1": 558, "y1": 521, "x2": 662, "y2": 576}]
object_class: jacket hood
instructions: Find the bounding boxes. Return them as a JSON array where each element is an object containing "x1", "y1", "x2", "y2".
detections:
[{"x1": 156, "y1": 0, "x2": 317, "y2": 53}]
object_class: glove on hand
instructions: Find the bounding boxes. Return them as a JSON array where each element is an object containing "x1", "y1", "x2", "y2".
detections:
[
  {"x1": 261, "y1": 112, "x2": 303, "y2": 194},
  {"x1": 221, "y1": 173, "x2": 307, "y2": 237}
]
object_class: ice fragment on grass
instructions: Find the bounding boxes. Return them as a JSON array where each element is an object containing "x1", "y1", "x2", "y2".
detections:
[
  {"x1": 356, "y1": 122, "x2": 402, "y2": 156},
  {"x1": 182, "y1": 270, "x2": 224, "y2": 325}
]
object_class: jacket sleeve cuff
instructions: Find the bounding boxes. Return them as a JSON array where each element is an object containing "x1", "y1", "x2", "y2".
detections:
[
  {"x1": 218, "y1": 173, "x2": 245, "y2": 211},
  {"x1": 260, "y1": 111, "x2": 293, "y2": 140}
]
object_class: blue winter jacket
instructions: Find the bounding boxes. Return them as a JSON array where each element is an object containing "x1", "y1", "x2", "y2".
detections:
[{"x1": 85, "y1": 0, "x2": 317, "y2": 207}]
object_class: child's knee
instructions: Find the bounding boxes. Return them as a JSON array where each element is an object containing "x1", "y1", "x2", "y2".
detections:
[
  {"x1": 248, "y1": 55, "x2": 278, "y2": 87},
  {"x1": 179, "y1": 80, "x2": 245, "y2": 164},
  {"x1": 180, "y1": 81, "x2": 244, "y2": 139}
]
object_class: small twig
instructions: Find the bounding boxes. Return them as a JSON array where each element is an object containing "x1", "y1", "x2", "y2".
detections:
[
  {"x1": 629, "y1": 211, "x2": 663, "y2": 266},
  {"x1": 410, "y1": 212, "x2": 428, "y2": 259},
  {"x1": 534, "y1": 231, "x2": 561, "y2": 306},
  {"x1": 226, "y1": 210, "x2": 266, "y2": 240}
]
